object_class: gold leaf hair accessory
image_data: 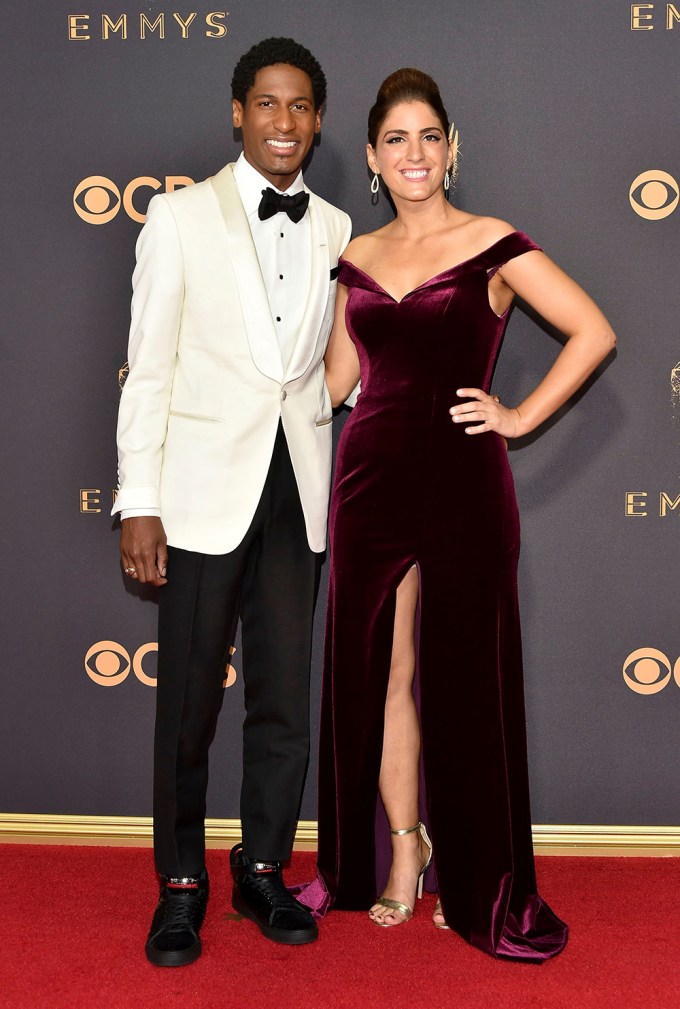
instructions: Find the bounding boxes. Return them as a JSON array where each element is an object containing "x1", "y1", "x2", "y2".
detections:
[{"x1": 448, "y1": 122, "x2": 459, "y2": 183}]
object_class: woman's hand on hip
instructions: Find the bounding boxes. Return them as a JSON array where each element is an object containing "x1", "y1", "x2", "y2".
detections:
[{"x1": 449, "y1": 388, "x2": 523, "y2": 438}]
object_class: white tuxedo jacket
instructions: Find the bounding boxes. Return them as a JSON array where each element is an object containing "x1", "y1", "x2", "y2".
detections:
[{"x1": 112, "y1": 163, "x2": 352, "y2": 554}]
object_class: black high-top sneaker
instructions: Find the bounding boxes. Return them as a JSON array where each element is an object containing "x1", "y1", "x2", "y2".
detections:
[
  {"x1": 145, "y1": 870, "x2": 209, "y2": 966},
  {"x1": 230, "y1": 844, "x2": 318, "y2": 945}
]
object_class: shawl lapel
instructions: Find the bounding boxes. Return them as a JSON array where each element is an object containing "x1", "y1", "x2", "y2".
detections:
[
  {"x1": 210, "y1": 164, "x2": 283, "y2": 383},
  {"x1": 285, "y1": 193, "x2": 331, "y2": 383}
]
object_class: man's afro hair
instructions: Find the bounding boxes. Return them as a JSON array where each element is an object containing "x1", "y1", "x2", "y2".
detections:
[{"x1": 231, "y1": 37, "x2": 327, "y2": 109}]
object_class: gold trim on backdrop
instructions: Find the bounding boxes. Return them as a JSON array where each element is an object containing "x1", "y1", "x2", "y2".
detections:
[
  {"x1": 0, "y1": 814, "x2": 318, "y2": 851},
  {"x1": 0, "y1": 815, "x2": 679, "y2": 855},
  {"x1": 531, "y1": 823, "x2": 680, "y2": 856}
]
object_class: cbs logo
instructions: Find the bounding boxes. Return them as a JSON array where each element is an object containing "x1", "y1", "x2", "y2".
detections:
[
  {"x1": 622, "y1": 648, "x2": 680, "y2": 695},
  {"x1": 73, "y1": 175, "x2": 194, "y2": 225},
  {"x1": 85, "y1": 641, "x2": 237, "y2": 688},
  {"x1": 629, "y1": 170, "x2": 679, "y2": 220}
]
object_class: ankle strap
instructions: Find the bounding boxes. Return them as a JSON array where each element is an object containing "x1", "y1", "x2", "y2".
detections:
[{"x1": 389, "y1": 821, "x2": 422, "y2": 836}]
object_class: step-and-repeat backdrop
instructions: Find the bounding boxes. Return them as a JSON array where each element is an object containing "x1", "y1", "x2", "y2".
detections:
[{"x1": 1, "y1": 2, "x2": 678, "y2": 828}]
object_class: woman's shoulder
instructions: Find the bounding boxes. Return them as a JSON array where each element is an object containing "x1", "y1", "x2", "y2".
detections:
[
  {"x1": 340, "y1": 230, "x2": 387, "y2": 270},
  {"x1": 453, "y1": 214, "x2": 517, "y2": 247},
  {"x1": 445, "y1": 213, "x2": 539, "y2": 268}
]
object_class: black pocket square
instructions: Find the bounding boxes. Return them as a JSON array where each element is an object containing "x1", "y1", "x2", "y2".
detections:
[{"x1": 330, "y1": 265, "x2": 340, "y2": 281}]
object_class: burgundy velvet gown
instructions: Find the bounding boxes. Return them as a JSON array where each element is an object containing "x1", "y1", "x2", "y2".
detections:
[{"x1": 316, "y1": 231, "x2": 568, "y2": 961}]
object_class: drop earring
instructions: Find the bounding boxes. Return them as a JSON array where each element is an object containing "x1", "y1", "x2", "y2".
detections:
[{"x1": 370, "y1": 173, "x2": 380, "y2": 194}]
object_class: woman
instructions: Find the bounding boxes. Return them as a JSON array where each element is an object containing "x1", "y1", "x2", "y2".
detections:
[{"x1": 314, "y1": 68, "x2": 616, "y2": 962}]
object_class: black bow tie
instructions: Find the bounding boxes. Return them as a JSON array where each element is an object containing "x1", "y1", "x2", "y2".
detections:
[{"x1": 258, "y1": 187, "x2": 309, "y2": 224}]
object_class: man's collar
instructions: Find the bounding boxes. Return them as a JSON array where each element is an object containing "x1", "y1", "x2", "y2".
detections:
[{"x1": 233, "y1": 153, "x2": 306, "y2": 217}]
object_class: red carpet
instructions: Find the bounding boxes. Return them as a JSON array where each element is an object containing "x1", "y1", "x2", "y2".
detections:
[{"x1": 4, "y1": 845, "x2": 680, "y2": 1009}]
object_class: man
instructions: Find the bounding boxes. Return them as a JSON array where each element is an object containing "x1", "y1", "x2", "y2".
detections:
[{"x1": 113, "y1": 37, "x2": 351, "y2": 965}]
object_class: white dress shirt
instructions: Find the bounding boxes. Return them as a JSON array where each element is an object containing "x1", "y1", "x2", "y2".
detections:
[
  {"x1": 121, "y1": 154, "x2": 312, "y2": 521},
  {"x1": 232, "y1": 153, "x2": 311, "y2": 370}
]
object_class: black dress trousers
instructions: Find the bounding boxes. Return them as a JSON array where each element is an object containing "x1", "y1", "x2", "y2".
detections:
[{"x1": 152, "y1": 422, "x2": 321, "y2": 876}]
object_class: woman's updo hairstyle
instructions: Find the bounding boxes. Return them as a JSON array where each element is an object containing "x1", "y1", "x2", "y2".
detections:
[{"x1": 367, "y1": 68, "x2": 450, "y2": 147}]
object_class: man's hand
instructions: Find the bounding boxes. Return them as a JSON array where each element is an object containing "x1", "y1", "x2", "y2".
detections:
[{"x1": 120, "y1": 516, "x2": 168, "y2": 586}]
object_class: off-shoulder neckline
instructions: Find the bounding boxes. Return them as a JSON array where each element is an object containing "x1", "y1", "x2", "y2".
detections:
[{"x1": 339, "y1": 231, "x2": 535, "y2": 304}]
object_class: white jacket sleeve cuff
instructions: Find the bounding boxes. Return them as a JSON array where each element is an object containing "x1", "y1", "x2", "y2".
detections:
[
  {"x1": 118, "y1": 508, "x2": 162, "y2": 521},
  {"x1": 111, "y1": 487, "x2": 161, "y2": 516}
]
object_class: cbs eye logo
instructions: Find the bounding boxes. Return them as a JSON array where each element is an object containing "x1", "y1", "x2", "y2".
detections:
[
  {"x1": 85, "y1": 641, "x2": 237, "y2": 688},
  {"x1": 73, "y1": 175, "x2": 194, "y2": 225},
  {"x1": 629, "y1": 170, "x2": 679, "y2": 220},
  {"x1": 622, "y1": 648, "x2": 680, "y2": 695}
]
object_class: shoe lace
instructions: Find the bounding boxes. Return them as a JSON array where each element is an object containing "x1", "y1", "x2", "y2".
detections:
[
  {"x1": 247, "y1": 871, "x2": 304, "y2": 911},
  {"x1": 161, "y1": 891, "x2": 199, "y2": 931}
]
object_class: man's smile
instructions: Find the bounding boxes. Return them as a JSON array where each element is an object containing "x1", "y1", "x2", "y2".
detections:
[{"x1": 265, "y1": 139, "x2": 299, "y2": 150}]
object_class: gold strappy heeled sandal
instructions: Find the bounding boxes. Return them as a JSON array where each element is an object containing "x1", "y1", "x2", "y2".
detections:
[
  {"x1": 371, "y1": 821, "x2": 433, "y2": 927},
  {"x1": 433, "y1": 898, "x2": 450, "y2": 929}
]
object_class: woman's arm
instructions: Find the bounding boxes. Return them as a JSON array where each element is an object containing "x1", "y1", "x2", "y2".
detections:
[
  {"x1": 324, "y1": 282, "x2": 361, "y2": 408},
  {"x1": 450, "y1": 250, "x2": 617, "y2": 437}
]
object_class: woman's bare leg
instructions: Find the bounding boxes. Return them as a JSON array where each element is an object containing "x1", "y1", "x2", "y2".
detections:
[{"x1": 370, "y1": 566, "x2": 430, "y2": 925}]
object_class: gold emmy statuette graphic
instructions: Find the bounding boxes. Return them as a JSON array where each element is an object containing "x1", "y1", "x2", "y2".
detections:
[
  {"x1": 672, "y1": 363, "x2": 680, "y2": 395},
  {"x1": 629, "y1": 170, "x2": 679, "y2": 220},
  {"x1": 672, "y1": 363, "x2": 680, "y2": 428},
  {"x1": 118, "y1": 362, "x2": 129, "y2": 392}
]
